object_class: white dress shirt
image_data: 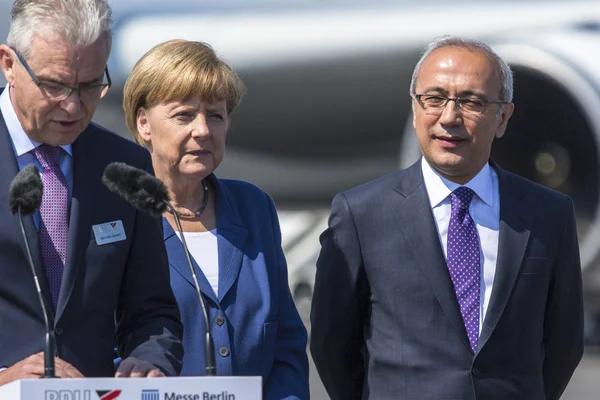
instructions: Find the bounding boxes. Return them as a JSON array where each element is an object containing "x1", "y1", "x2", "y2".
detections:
[
  {"x1": 421, "y1": 157, "x2": 500, "y2": 334},
  {"x1": 0, "y1": 86, "x2": 73, "y2": 227}
]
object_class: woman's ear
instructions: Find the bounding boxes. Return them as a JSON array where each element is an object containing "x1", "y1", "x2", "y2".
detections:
[{"x1": 136, "y1": 107, "x2": 151, "y2": 142}]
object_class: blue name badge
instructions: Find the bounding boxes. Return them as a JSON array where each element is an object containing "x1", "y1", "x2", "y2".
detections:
[{"x1": 92, "y1": 220, "x2": 126, "y2": 245}]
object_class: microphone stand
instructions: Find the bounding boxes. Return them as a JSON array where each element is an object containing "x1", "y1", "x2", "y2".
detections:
[
  {"x1": 166, "y1": 203, "x2": 217, "y2": 376},
  {"x1": 17, "y1": 205, "x2": 56, "y2": 378}
]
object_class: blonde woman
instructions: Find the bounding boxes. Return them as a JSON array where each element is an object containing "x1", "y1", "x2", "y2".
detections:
[{"x1": 123, "y1": 40, "x2": 309, "y2": 399}]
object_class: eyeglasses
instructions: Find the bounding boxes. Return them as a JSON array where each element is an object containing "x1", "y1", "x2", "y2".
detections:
[
  {"x1": 11, "y1": 46, "x2": 111, "y2": 101},
  {"x1": 412, "y1": 93, "x2": 507, "y2": 115}
]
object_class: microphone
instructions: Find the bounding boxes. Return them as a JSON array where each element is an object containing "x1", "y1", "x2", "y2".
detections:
[
  {"x1": 101, "y1": 162, "x2": 217, "y2": 376},
  {"x1": 8, "y1": 164, "x2": 57, "y2": 378}
]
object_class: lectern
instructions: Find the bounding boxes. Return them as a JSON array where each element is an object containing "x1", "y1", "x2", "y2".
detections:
[{"x1": 0, "y1": 376, "x2": 261, "y2": 399}]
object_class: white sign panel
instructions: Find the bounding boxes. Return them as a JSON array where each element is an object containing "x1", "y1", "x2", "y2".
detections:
[{"x1": 0, "y1": 376, "x2": 262, "y2": 400}]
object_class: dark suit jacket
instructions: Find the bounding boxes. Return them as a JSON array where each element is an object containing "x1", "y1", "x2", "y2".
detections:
[
  {"x1": 165, "y1": 175, "x2": 309, "y2": 400},
  {"x1": 311, "y1": 159, "x2": 584, "y2": 400},
  {"x1": 0, "y1": 108, "x2": 184, "y2": 376}
]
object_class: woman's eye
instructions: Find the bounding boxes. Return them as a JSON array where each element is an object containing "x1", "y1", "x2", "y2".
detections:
[
  {"x1": 209, "y1": 113, "x2": 224, "y2": 121},
  {"x1": 174, "y1": 111, "x2": 193, "y2": 119}
]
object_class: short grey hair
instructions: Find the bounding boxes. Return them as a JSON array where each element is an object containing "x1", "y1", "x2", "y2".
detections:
[
  {"x1": 7, "y1": 0, "x2": 113, "y2": 59},
  {"x1": 410, "y1": 35, "x2": 513, "y2": 103}
]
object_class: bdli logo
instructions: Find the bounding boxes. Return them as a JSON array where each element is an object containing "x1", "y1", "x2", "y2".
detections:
[{"x1": 96, "y1": 390, "x2": 122, "y2": 400}]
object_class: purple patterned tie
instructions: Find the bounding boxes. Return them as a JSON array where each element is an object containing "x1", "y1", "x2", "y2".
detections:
[
  {"x1": 33, "y1": 144, "x2": 68, "y2": 308},
  {"x1": 447, "y1": 186, "x2": 481, "y2": 352}
]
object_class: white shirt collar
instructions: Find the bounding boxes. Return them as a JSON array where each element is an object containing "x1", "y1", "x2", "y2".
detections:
[
  {"x1": 421, "y1": 157, "x2": 494, "y2": 209},
  {"x1": 0, "y1": 86, "x2": 72, "y2": 156}
]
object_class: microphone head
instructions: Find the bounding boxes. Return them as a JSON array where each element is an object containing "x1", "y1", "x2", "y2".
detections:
[
  {"x1": 9, "y1": 164, "x2": 43, "y2": 215},
  {"x1": 102, "y1": 162, "x2": 170, "y2": 218}
]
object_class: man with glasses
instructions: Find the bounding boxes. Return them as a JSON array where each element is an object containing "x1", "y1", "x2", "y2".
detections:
[
  {"x1": 11, "y1": 45, "x2": 112, "y2": 103},
  {"x1": 0, "y1": 0, "x2": 183, "y2": 385},
  {"x1": 311, "y1": 35, "x2": 583, "y2": 400}
]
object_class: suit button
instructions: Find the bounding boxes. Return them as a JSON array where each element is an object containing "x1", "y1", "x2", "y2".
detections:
[
  {"x1": 472, "y1": 368, "x2": 481, "y2": 377},
  {"x1": 55, "y1": 327, "x2": 63, "y2": 335},
  {"x1": 215, "y1": 315, "x2": 225, "y2": 326},
  {"x1": 219, "y1": 346, "x2": 229, "y2": 357}
]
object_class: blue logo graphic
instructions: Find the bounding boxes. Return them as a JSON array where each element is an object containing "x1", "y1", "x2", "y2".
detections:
[{"x1": 141, "y1": 389, "x2": 159, "y2": 400}]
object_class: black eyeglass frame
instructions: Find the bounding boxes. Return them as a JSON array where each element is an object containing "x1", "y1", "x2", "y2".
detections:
[
  {"x1": 412, "y1": 93, "x2": 508, "y2": 114},
  {"x1": 10, "y1": 46, "x2": 111, "y2": 100}
]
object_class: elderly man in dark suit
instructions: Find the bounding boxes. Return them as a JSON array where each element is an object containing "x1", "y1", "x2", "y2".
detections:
[
  {"x1": 0, "y1": 0, "x2": 183, "y2": 384},
  {"x1": 311, "y1": 35, "x2": 584, "y2": 400}
]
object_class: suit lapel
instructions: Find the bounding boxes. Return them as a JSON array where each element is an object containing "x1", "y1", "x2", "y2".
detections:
[
  {"x1": 394, "y1": 162, "x2": 473, "y2": 354},
  {"x1": 162, "y1": 175, "x2": 248, "y2": 304},
  {"x1": 0, "y1": 107, "x2": 54, "y2": 316},
  {"x1": 477, "y1": 164, "x2": 532, "y2": 352},
  {"x1": 163, "y1": 218, "x2": 219, "y2": 305},
  {"x1": 212, "y1": 176, "x2": 248, "y2": 302},
  {"x1": 55, "y1": 128, "x2": 98, "y2": 322}
]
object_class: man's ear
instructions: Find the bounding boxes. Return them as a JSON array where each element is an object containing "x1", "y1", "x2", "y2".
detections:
[
  {"x1": 0, "y1": 45, "x2": 17, "y2": 86},
  {"x1": 136, "y1": 107, "x2": 151, "y2": 142},
  {"x1": 495, "y1": 102, "x2": 515, "y2": 139}
]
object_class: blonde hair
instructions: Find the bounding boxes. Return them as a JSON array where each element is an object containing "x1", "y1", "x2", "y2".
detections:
[{"x1": 123, "y1": 40, "x2": 246, "y2": 145}]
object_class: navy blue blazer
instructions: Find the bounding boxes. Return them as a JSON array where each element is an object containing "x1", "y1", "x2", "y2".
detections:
[
  {"x1": 164, "y1": 174, "x2": 309, "y2": 400},
  {"x1": 0, "y1": 104, "x2": 183, "y2": 376}
]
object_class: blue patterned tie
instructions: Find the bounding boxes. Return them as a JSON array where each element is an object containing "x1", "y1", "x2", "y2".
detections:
[
  {"x1": 33, "y1": 144, "x2": 69, "y2": 309},
  {"x1": 447, "y1": 187, "x2": 481, "y2": 352}
]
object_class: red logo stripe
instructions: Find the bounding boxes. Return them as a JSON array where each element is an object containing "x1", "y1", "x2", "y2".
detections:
[{"x1": 100, "y1": 390, "x2": 122, "y2": 400}]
